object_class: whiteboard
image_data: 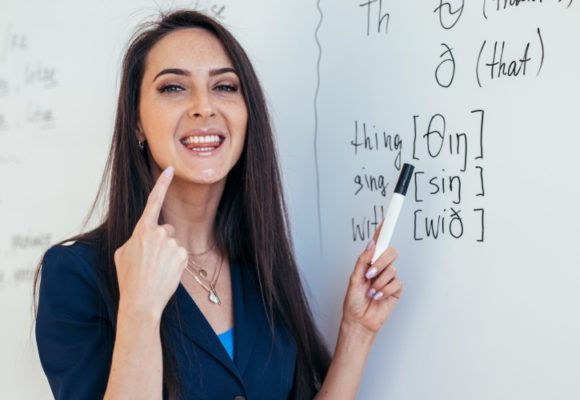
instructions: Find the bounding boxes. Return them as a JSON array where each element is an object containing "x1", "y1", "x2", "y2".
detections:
[{"x1": 1, "y1": 1, "x2": 579, "y2": 399}]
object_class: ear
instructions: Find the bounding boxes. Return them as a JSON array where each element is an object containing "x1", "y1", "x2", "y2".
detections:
[{"x1": 136, "y1": 121, "x2": 145, "y2": 142}]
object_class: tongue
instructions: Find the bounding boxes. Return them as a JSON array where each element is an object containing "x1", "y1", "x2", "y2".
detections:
[{"x1": 183, "y1": 141, "x2": 221, "y2": 150}]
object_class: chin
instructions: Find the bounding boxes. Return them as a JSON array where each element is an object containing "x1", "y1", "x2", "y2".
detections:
[{"x1": 190, "y1": 168, "x2": 226, "y2": 185}]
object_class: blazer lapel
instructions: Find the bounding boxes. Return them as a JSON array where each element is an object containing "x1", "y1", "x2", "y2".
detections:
[
  {"x1": 165, "y1": 260, "x2": 265, "y2": 385},
  {"x1": 167, "y1": 266, "x2": 243, "y2": 385},
  {"x1": 232, "y1": 261, "x2": 261, "y2": 376}
]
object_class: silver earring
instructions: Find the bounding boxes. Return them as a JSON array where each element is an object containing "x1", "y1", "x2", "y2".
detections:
[{"x1": 138, "y1": 140, "x2": 145, "y2": 150}]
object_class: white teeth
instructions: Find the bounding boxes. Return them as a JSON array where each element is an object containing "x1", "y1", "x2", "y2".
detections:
[{"x1": 182, "y1": 135, "x2": 222, "y2": 144}]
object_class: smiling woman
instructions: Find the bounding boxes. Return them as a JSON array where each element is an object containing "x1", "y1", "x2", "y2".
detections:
[
  {"x1": 32, "y1": 9, "x2": 403, "y2": 400},
  {"x1": 138, "y1": 29, "x2": 248, "y2": 185}
]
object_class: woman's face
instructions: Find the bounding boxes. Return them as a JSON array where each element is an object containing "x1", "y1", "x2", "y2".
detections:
[{"x1": 138, "y1": 28, "x2": 248, "y2": 185}]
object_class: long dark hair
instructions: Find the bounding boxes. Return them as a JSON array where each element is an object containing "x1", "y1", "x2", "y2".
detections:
[{"x1": 32, "y1": 9, "x2": 330, "y2": 399}]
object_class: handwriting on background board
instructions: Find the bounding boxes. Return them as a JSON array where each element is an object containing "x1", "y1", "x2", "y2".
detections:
[
  {"x1": 0, "y1": 26, "x2": 57, "y2": 133},
  {"x1": 0, "y1": 26, "x2": 59, "y2": 291},
  {"x1": 482, "y1": 0, "x2": 574, "y2": 19},
  {"x1": 349, "y1": 0, "x2": 574, "y2": 244},
  {"x1": 0, "y1": 233, "x2": 52, "y2": 290},
  {"x1": 359, "y1": 0, "x2": 391, "y2": 36},
  {"x1": 476, "y1": 28, "x2": 544, "y2": 88},
  {"x1": 420, "y1": 3, "x2": 488, "y2": 242},
  {"x1": 349, "y1": 110, "x2": 486, "y2": 243},
  {"x1": 193, "y1": 0, "x2": 226, "y2": 20},
  {"x1": 0, "y1": 27, "x2": 57, "y2": 210},
  {"x1": 434, "y1": 0, "x2": 575, "y2": 89},
  {"x1": 347, "y1": 2, "x2": 491, "y2": 244},
  {"x1": 411, "y1": 110, "x2": 486, "y2": 242}
]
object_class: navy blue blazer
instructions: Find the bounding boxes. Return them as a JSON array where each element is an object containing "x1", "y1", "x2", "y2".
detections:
[{"x1": 35, "y1": 241, "x2": 297, "y2": 399}]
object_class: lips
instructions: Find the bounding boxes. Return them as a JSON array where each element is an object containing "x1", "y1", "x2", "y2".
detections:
[{"x1": 179, "y1": 129, "x2": 226, "y2": 154}]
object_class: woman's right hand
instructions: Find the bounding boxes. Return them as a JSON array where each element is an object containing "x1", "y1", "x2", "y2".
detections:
[{"x1": 113, "y1": 166, "x2": 188, "y2": 322}]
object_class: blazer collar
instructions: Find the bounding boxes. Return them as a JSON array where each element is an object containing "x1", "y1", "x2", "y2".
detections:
[{"x1": 168, "y1": 260, "x2": 262, "y2": 385}]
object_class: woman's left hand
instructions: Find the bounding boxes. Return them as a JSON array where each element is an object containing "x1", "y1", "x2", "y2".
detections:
[
  {"x1": 341, "y1": 227, "x2": 403, "y2": 336},
  {"x1": 315, "y1": 227, "x2": 404, "y2": 400}
]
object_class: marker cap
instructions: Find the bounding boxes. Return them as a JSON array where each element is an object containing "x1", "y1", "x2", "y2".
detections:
[{"x1": 394, "y1": 163, "x2": 415, "y2": 195}]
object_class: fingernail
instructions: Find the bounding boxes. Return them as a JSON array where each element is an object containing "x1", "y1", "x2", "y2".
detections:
[
  {"x1": 366, "y1": 239, "x2": 375, "y2": 251},
  {"x1": 163, "y1": 166, "x2": 174, "y2": 177},
  {"x1": 373, "y1": 291, "x2": 384, "y2": 300},
  {"x1": 367, "y1": 288, "x2": 377, "y2": 298},
  {"x1": 365, "y1": 267, "x2": 378, "y2": 280}
]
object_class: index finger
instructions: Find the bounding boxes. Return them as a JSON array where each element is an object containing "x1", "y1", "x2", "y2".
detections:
[{"x1": 140, "y1": 166, "x2": 174, "y2": 225}]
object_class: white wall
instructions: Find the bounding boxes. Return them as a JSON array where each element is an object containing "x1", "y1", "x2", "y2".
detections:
[{"x1": 1, "y1": 1, "x2": 579, "y2": 398}]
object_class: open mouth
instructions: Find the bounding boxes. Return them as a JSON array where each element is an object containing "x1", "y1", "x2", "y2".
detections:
[{"x1": 180, "y1": 134, "x2": 225, "y2": 154}]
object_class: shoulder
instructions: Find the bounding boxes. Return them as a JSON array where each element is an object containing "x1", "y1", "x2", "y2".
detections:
[
  {"x1": 38, "y1": 239, "x2": 106, "y2": 312},
  {"x1": 36, "y1": 240, "x2": 114, "y2": 399},
  {"x1": 42, "y1": 239, "x2": 99, "y2": 280},
  {"x1": 43, "y1": 238, "x2": 99, "y2": 264}
]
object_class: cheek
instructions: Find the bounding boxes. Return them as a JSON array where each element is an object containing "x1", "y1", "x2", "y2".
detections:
[
  {"x1": 235, "y1": 108, "x2": 248, "y2": 147},
  {"x1": 233, "y1": 129, "x2": 247, "y2": 158},
  {"x1": 239, "y1": 107, "x2": 249, "y2": 132},
  {"x1": 139, "y1": 94, "x2": 176, "y2": 134},
  {"x1": 229, "y1": 100, "x2": 248, "y2": 131},
  {"x1": 221, "y1": 103, "x2": 248, "y2": 150}
]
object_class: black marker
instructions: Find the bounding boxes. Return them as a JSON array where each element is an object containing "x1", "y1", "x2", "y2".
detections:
[{"x1": 371, "y1": 163, "x2": 414, "y2": 264}]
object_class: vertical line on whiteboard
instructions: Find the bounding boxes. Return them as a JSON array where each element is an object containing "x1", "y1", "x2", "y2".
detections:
[{"x1": 314, "y1": 0, "x2": 324, "y2": 252}]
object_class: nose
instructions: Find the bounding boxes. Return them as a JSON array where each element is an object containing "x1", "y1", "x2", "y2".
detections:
[{"x1": 188, "y1": 88, "x2": 216, "y2": 119}]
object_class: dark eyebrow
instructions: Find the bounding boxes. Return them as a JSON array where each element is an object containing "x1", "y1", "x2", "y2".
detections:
[
  {"x1": 153, "y1": 68, "x2": 189, "y2": 82},
  {"x1": 209, "y1": 67, "x2": 237, "y2": 77},
  {"x1": 153, "y1": 67, "x2": 238, "y2": 82}
]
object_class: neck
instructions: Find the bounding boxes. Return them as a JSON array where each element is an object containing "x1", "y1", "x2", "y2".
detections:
[{"x1": 153, "y1": 169, "x2": 226, "y2": 255}]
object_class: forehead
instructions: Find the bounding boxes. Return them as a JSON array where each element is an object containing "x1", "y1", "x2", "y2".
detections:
[{"x1": 144, "y1": 28, "x2": 233, "y2": 73}]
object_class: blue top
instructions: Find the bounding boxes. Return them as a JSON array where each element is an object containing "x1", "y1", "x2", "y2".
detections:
[
  {"x1": 35, "y1": 241, "x2": 297, "y2": 399},
  {"x1": 218, "y1": 327, "x2": 235, "y2": 360}
]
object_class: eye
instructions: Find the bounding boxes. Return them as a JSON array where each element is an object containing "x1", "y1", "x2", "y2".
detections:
[
  {"x1": 214, "y1": 83, "x2": 238, "y2": 93},
  {"x1": 158, "y1": 84, "x2": 184, "y2": 94}
]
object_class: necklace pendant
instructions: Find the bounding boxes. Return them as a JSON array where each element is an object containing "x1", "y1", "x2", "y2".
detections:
[{"x1": 208, "y1": 287, "x2": 221, "y2": 305}]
